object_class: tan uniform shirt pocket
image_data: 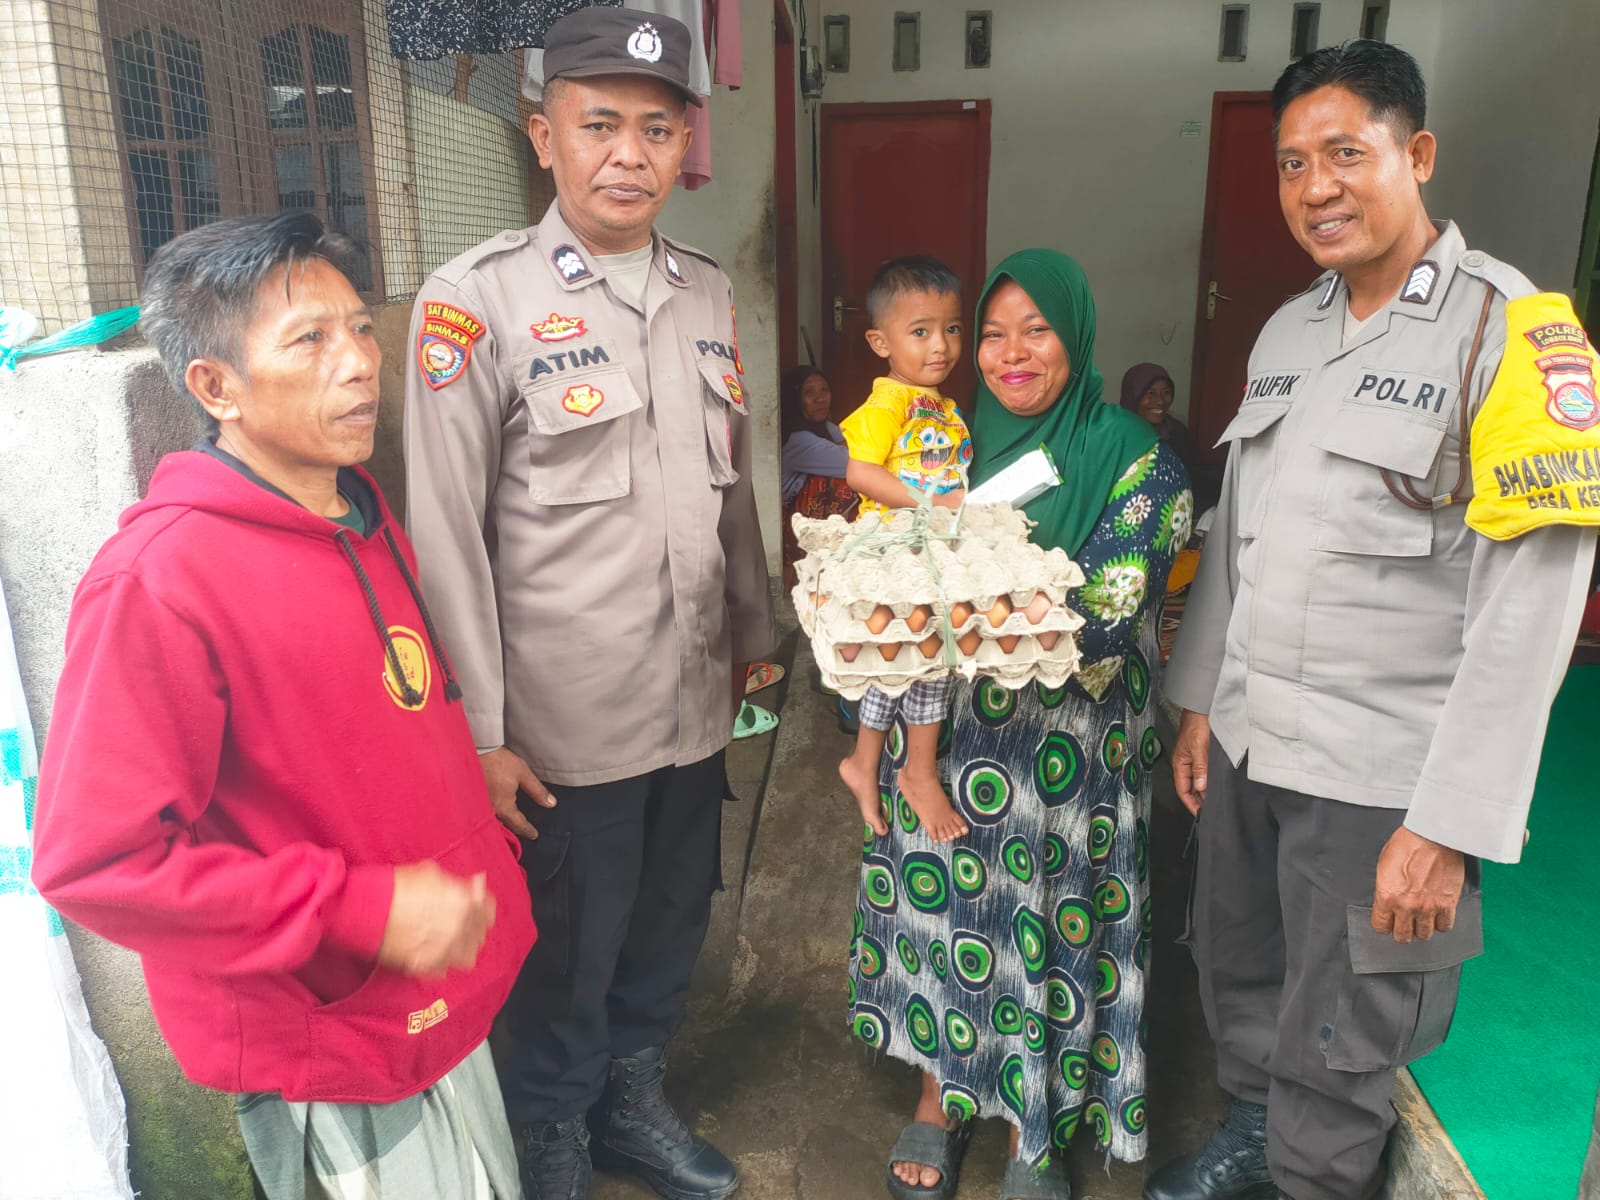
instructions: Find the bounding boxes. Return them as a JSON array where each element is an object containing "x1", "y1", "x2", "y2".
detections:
[
  {"x1": 517, "y1": 357, "x2": 644, "y2": 506},
  {"x1": 1312, "y1": 402, "x2": 1449, "y2": 556},
  {"x1": 696, "y1": 357, "x2": 746, "y2": 489},
  {"x1": 1217, "y1": 396, "x2": 1295, "y2": 539}
]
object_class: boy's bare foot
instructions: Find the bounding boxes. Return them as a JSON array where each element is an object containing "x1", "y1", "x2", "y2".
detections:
[
  {"x1": 892, "y1": 1071, "x2": 951, "y2": 1188},
  {"x1": 898, "y1": 760, "x2": 967, "y2": 843},
  {"x1": 840, "y1": 747, "x2": 889, "y2": 836}
]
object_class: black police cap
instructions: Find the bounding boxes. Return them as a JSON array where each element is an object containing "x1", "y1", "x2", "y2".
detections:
[{"x1": 542, "y1": 7, "x2": 702, "y2": 107}]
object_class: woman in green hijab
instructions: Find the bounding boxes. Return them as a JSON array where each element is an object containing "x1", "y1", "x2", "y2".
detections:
[{"x1": 852, "y1": 251, "x2": 1193, "y2": 1200}]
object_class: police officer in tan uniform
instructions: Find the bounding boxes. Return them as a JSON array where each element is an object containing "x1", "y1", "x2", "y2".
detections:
[
  {"x1": 403, "y1": 10, "x2": 772, "y2": 1199},
  {"x1": 1150, "y1": 43, "x2": 1596, "y2": 1200}
]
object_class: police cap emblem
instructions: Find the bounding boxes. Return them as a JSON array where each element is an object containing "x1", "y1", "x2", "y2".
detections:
[{"x1": 628, "y1": 23, "x2": 664, "y2": 63}]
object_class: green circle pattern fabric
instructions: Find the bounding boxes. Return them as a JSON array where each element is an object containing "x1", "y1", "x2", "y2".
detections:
[{"x1": 848, "y1": 442, "x2": 1191, "y2": 1169}]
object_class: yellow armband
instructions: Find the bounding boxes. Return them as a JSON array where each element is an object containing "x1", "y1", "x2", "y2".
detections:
[{"x1": 1465, "y1": 293, "x2": 1600, "y2": 540}]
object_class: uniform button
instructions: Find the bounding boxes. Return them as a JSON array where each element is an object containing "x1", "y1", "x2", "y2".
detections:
[
  {"x1": 505, "y1": 231, "x2": 522, "y2": 243},
  {"x1": 1463, "y1": 252, "x2": 1483, "y2": 267}
]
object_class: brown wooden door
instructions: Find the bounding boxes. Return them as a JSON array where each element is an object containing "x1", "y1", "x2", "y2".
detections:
[
  {"x1": 820, "y1": 100, "x2": 991, "y2": 422},
  {"x1": 1188, "y1": 92, "x2": 1318, "y2": 461}
]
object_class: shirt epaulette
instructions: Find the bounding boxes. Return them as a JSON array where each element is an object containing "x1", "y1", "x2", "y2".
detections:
[
  {"x1": 1454, "y1": 250, "x2": 1537, "y2": 303},
  {"x1": 431, "y1": 228, "x2": 536, "y2": 287}
]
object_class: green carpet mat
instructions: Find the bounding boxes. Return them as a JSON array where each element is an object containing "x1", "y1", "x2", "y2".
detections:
[{"x1": 1410, "y1": 665, "x2": 1600, "y2": 1200}]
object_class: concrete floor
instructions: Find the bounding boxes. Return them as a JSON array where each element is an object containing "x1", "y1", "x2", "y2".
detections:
[{"x1": 592, "y1": 637, "x2": 1223, "y2": 1200}]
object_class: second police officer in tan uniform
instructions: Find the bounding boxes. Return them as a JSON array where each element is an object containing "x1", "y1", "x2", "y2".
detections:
[
  {"x1": 1152, "y1": 43, "x2": 1596, "y2": 1200},
  {"x1": 403, "y1": 10, "x2": 773, "y2": 1199}
]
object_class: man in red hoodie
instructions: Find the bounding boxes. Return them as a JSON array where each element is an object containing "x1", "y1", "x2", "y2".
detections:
[{"x1": 32, "y1": 213, "x2": 536, "y2": 1199}]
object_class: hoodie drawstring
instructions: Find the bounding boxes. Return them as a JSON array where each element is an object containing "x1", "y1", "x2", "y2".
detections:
[
  {"x1": 380, "y1": 527, "x2": 464, "y2": 702},
  {"x1": 334, "y1": 529, "x2": 459, "y2": 708}
]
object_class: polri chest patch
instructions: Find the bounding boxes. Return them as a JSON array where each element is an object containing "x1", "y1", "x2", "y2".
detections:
[
  {"x1": 1350, "y1": 369, "x2": 1455, "y2": 416},
  {"x1": 417, "y1": 301, "x2": 485, "y2": 390}
]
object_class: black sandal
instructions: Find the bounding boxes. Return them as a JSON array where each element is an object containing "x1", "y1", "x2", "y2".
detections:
[
  {"x1": 999, "y1": 1153, "x2": 1071, "y2": 1199},
  {"x1": 885, "y1": 1119, "x2": 973, "y2": 1200}
]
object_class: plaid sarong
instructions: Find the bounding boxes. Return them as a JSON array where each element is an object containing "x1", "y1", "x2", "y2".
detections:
[{"x1": 236, "y1": 1040, "x2": 519, "y2": 1200}]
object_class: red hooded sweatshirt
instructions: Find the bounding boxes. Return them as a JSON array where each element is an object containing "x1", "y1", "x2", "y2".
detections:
[{"x1": 33, "y1": 449, "x2": 535, "y2": 1103}]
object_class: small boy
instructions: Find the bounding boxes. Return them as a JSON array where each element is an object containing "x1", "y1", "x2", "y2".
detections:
[{"x1": 837, "y1": 256, "x2": 973, "y2": 844}]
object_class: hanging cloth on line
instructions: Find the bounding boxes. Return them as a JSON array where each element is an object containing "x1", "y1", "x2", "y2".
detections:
[
  {"x1": 631, "y1": 0, "x2": 742, "y2": 190},
  {"x1": 386, "y1": 0, "x2": 623, "y2": 61}
]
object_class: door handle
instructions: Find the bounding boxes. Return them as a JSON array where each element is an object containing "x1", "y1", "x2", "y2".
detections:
[
  {"x1": 1206, "y1": 280, "x2": 1233, "y2": 321},
  {"x1": 833, "y1": 295, "x2": 859, "y2": 333}
]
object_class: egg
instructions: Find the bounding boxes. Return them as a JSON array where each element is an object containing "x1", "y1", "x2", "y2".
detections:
[
  {"x1": 986, "y1": 596, "x2": 1013, "y2": 628},
  {"x1": 906, "y1": 605, "x2": 932, "y2": 633},
  {"x1": 880, "y1": 641, "x2": 903, "y2": 661},
  {"x1": 1036, "y1": 632, "x2": 1060, "y2": 651},
  {"x1": 949, "y1": 602, "x2": 974, "y2": 628},
  {"x1": 957, "y1": 629, "x2": 982, "y2": 655},
  {"x1": 839, "y1": 642, "x2": 862, "y2": 662},
  {"x1": 918, "y1": 634, "x2": 943, "y2": 659},
  {"x1": 866, "y1": 604, "x2": 893, "y2": 634},
  {"x1": 1024, "y1": 592, "x2": 1053, "y2": 624},
  {"x1": 998, "y1": 634, "x2": 1020, "y2": 653}
]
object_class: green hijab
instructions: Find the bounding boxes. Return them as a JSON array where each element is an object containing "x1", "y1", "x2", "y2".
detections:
[{"x1": 971, "y1": 250, "x2": 1158, "y2": 557}]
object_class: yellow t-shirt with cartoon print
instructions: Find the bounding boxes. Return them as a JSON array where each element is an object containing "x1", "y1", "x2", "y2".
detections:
[{"x1": 839, "y1": 377, "x2": 973, "y2": 517}]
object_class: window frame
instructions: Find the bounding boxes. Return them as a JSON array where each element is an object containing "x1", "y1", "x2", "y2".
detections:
[
  {"x1": 1361, "y1": 1, "x2": 1390, "y2": 41},
  {"x1": 1218, "y1": 5, "x2": 1249, "y2": 62},
  {"x1": 101, "y1": 0, "x2": 251, "y2": 268},
  {"x1": 243, "y1": 5, "x2": 384, "y2": 295},
  {"x1": 1291, "y1": 3, "x2": 1321, "y2": 59},
  {"x1": 99, "y1": 0, "x2": 384, "y2": 297}
]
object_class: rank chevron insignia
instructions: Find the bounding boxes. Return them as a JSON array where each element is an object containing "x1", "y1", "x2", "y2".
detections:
[{"x1": 1401, "y1": 260, "x2": 1439, "y2": 304}]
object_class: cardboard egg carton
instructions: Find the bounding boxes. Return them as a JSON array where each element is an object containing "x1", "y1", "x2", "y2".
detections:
[{"x1": 791, "y1": 504, "x2": 1087, "y2": 700}]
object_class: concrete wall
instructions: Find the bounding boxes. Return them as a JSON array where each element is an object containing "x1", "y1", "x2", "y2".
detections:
[
  {"x1": 661, "y1": 0, "x2": 784, "y2": 571},
  {"x1": 788, "y1": 0, "x2": 1558, "y2": 419},
  {"x1": 0, "y1": 350, "x2": 250, "y2": 1200},
  {"x1": 1424, "y1": 0, "x2": 1600, "y2": 295}
]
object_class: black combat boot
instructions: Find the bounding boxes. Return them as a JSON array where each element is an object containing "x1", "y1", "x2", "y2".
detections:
[
  {"x1": 520, "y1": 1116, "x2": 592, "y2": 1200},
  {"x1": 589, "y1": 1045, "x2": 739, "y2": 1200},
  {"x1": 1142, "y1": 1096, "x2": 1275, "y2": 1200}
]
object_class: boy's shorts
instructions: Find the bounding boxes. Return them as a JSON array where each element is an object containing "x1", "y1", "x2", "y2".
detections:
[{"x1": 859, "y1": 674, "x2": 954, "y2": 732}]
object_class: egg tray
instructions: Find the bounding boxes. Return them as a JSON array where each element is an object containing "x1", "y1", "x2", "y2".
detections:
[{"x1": 791, "y1": 503, "x2": 1087, "y2": 700}]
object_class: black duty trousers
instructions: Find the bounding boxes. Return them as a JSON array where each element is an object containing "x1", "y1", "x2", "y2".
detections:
[
  {"x1": 502, "y1": 751, "x2": 726, "y2": 1126},
  {"x1": 1189, "y1": 740, "x2": 1482, "y2": 1200}
]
